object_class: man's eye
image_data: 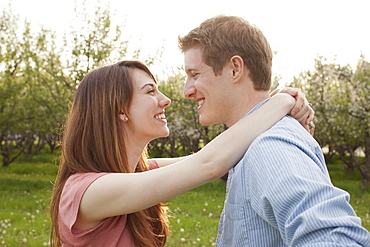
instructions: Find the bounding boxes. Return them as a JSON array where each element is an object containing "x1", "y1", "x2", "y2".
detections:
[{"x1": 192, "y1": 73, "x2": 199, "y2": 78}]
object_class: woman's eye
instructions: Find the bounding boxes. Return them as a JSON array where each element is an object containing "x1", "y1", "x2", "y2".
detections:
[{"x1": 148, "y1": 89, "x2": 155, "y2": 94}]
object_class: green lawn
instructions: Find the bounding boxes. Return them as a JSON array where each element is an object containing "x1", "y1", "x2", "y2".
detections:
[
  {"x1": 0, "y1": 155, "x2": 58, "y2": 247},
  {"x1": 0, "y1": 154, "x2": 369, "y2": 246}
]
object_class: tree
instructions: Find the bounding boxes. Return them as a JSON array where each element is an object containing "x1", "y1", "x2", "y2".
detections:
[
  {"x1": 352, "y1": 56, "x2": 370, "y2": 188},
  {"x1": 0, "y1": 9, "x2": 29, "y2": 166},
  {"x1": 0, "y1": 4, "x2": 134, "y2": 166},
  {"x1": 66, "y1": 5, "x2": 128, "y2": 83},
  {"x1": 290, "y1": 56, "x2": 370, "y2": 188}
]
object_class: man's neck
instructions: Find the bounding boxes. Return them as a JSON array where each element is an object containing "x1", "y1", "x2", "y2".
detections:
[{"x1": 226, "y1": 91, "x2": 270, "y2": 127}]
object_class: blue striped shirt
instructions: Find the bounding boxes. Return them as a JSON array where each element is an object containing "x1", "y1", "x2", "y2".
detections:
[{"x1": 216, "y1": 99, "x2": 370, "y2": 246}]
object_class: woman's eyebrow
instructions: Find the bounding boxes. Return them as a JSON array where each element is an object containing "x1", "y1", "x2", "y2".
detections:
[{"x1": 141, "y1": 83, "x2": 155, "y2": 90}]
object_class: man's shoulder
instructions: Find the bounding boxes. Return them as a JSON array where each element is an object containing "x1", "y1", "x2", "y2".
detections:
[
  {"x1": 241, "y1": 116, "x2": 326, "y2": 172},
  {"x1": 249, "y1": 115, "x2": 316, "y2": 150},
  {"x1": 260, "y1": 115, "x2": 307, "y2": 137}
]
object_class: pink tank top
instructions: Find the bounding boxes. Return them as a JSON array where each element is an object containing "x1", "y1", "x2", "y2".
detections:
[
  {"x1": 59, "y1": 160, "x2": 159, "y2": 246},
  {"x1": 59, "y1": 173, "x2": 135, "y2": 247}
]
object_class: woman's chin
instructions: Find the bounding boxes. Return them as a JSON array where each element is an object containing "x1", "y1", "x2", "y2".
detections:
[{"x1": 154, "y1": 130, "x2": 170, "y2": 139}]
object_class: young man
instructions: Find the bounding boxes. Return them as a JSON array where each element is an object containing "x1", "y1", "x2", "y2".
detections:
[{"x1": 179, "y1": 15, "x2": 370, "y2": 246}]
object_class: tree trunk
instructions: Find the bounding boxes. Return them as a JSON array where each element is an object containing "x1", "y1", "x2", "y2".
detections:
[
  {"x1": 1, "y1": 150, "x2": 22, "y2": 167},
  {"x1": 361, "y1": 130, "x2": 370, "y2": 189}
]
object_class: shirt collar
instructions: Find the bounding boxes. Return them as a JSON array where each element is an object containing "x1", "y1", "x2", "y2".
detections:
[{"x1": 242, "y1": 98, "x2": 271, "y2": 119}]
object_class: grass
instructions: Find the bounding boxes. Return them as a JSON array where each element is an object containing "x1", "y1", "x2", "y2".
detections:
[
  {"x1": 166, "y1": 180, "x2": 226, "y2": 246},
  {"x1": 0, "y1": 153, "x2": 58, "y2": 246},
  {"x1": 327, "y1": 156, "x2": 370, "y2": 230},
  {"x1": 0, "y1": 153, "x2": 369, "y2": 247}
]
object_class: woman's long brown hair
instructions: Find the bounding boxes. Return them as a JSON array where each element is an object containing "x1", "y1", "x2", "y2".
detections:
[{"x1": 50, "y1": 60, "x2": 169, "y2": 247}]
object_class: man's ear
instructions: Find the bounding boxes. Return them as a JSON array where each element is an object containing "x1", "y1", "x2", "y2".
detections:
[{"x1": 230, "y1": 55, "x2": 244, "y2": 83}]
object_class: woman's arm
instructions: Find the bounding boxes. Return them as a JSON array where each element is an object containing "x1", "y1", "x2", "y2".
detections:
[
  {"x1": 151, "y1": 157, "x2": 189, "y2": 168},
  {"x1": 154, "y1": 89, "x2": 314, "y2": 168},
  {"x1": 150, "y1": 155, "x2": 194, "y2": 168},
  {"x1": 77, "y1": 93, "x2": 295, "y2": 227},
  {"x1": 270, "y1": 87, "x2": 315, "y2": 135}
]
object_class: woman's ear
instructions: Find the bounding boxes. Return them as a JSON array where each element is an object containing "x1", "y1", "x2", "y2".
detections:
[
  {"x1": 230, "y1": 55, "x2": 244, "y2": 83},
  {"x1": 119, "y1": 113, "x2": 129, "y2": 122}
]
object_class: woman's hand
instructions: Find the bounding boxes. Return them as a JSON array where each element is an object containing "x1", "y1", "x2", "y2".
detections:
[{"x1": 270, "y1": 87, "x2": 315, "y2": 135}]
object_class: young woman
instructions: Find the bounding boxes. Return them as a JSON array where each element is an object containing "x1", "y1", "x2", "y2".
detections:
[{"x1": 50, "y1": 60, "x2": 308, "y2": 247}]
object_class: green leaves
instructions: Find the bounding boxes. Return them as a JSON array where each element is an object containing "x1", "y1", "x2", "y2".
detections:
[
  {"x1": 0, "y1": 5, "x2": 130, "y2": 166},
  {"x1": 290, "y1": 56, "x2": 370, "y2": 188}
]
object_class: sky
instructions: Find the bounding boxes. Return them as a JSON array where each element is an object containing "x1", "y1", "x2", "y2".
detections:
[{"x1": 1, "y1": 0, "x2": 370, "y2": 84}]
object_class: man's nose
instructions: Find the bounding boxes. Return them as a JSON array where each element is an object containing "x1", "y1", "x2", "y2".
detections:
[{"x1": 183, "y1": 78, "x2": 196, "y2": 98}]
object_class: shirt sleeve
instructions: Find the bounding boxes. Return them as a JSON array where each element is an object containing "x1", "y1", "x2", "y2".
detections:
[
  {"x1": 245, "y1": 128, "x2": 370, "y2": 246},
  {"x1": 59, "y1": 173, "x2": 108, "y2": 237}
]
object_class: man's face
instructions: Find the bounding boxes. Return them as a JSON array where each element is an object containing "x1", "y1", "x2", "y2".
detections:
[{"x1": 183, "y1": 47, "x2": 233, "y2": 126}]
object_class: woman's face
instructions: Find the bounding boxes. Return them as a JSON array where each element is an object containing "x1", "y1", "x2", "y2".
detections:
[{"x1": 124, "y1": 69, "x2": 171, "y2": 143}]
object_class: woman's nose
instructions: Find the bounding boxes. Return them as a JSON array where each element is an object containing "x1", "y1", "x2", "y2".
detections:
[{"x1": 160, "y1": 93, "x2": 171, "y2": 108}]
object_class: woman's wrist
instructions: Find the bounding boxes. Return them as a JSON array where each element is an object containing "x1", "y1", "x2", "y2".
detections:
[{"x1": 272, "y1": 93, "x2": 295, "y2": 114}]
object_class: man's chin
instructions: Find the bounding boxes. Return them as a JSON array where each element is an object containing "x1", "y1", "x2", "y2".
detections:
[{"x1": 199, "y1": 116, "x2": 215, "y2": 126}]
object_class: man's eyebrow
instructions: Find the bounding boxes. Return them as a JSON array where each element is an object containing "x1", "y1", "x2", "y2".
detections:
[
  {"x1": 185, "y1": 68, "x2": 197, "y2": 74},
  {"x1": 141, "y1": 83, "x2": 155, "y2": 90}
]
